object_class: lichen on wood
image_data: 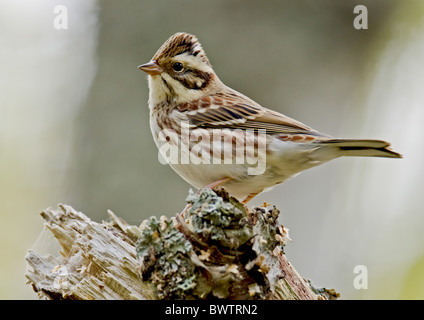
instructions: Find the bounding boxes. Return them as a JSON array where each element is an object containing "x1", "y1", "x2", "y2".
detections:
[{"x1": 25, "y1": 188, "x2": 339, "y2": 300}]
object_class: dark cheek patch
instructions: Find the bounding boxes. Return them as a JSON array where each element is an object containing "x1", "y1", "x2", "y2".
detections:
[{"x1": 177, "y1": 71, "x2": 213, "y2": 90}]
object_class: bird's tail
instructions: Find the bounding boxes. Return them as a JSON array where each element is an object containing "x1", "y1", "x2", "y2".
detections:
[{"x1": 321, "y1": 139, "x2": 402, "y2": 158}]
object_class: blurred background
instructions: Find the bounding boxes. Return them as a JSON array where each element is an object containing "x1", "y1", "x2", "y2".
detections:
[{"x1": 1, "y1": 0, "x2": 423, "y2": 299}]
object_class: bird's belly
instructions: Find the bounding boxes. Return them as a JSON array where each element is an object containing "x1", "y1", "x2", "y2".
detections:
[{"x1": 167, "y1": 139, "x2": 323, "y2": 200}]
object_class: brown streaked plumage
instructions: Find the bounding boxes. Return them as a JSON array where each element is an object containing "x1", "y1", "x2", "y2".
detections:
[
  {"x1": 139, "y1": 32, "x2": 402, "y2": 203},
  {"x1": 152, "y1": 32, "x2": 211, "y2": 65}
]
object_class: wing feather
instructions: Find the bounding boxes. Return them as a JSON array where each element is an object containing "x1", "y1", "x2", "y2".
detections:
[{"x1": 180, "y1": 89, "x2": 327, "y2": 137}]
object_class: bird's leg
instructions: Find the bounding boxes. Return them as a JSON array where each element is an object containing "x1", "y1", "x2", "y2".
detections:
[
  {"x1": 204, "y1": 177, "x2": 231, "y2": 189},
  {"x1": 180, "y1": 203, "x2": 192, "y2": 218},
  {"x1": 240, "y1": 192, "x2": 261, "y2": 216},
  {"x1": 242, "y1": 192, "x2": 259, "y2": 204}
]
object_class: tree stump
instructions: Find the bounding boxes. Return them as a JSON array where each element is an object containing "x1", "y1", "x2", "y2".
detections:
[{"x1": 25, "y1": 188, "x2": 339, "y2": 300}]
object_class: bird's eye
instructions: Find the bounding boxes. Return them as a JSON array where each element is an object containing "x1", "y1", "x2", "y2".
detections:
[{"x1": 173, "y1": 62, "x2": 184, "y2": 72}]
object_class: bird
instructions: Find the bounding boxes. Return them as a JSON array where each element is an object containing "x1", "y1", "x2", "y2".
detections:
[{"x1": 138, "y1": 32, "x2": 402, "y2": 204}]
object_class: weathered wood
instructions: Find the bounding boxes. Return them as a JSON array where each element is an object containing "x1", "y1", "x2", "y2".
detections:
[
  {"x1": 25, "y1": 205, "x2": 153, "y2": 300},
  {"x1": 25, "y1": 189, "x2": 339, "y2": 300}
]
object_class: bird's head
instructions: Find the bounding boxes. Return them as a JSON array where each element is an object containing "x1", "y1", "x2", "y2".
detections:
[{"x1": 139, "y1": 33, "x2": 222, "y2": 105}]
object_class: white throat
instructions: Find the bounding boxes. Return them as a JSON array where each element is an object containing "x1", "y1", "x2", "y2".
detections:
[{"x1": 147, "y1": 74, "x2": 211, "y2": 108}]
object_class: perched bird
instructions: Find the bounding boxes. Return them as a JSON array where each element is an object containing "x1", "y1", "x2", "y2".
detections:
[{"x1": 139, "y1": 32, "x2": 402, "y2": 203}]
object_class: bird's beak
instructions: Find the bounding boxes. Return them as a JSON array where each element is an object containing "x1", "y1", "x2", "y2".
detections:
[{"x1": 138, "y1": 60, "x2": 162, "y2": 76}]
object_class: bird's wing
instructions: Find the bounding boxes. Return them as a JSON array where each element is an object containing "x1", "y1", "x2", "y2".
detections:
[{"x1": 177, "y1": 89, "x2": 328, "y2": 138}]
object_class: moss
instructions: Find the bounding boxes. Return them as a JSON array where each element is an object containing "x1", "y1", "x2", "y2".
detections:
[
  {"x1": 136, "y1": 216, "x2": 195, "y2": 299},
  {"x1": 185, "y1": 188, "x2": 253, "y2": 249},
  {"x1": 136, "y1": 188, "x2": 291, "y2": 299}
]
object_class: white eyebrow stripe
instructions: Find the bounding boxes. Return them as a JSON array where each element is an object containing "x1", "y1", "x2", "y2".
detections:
[
  {"x1": 174, "y1": 52, "x2": 213, "y2": 73},
  {"x1": 192, "y1": 44, "x2": 202, "y2": 54}
]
